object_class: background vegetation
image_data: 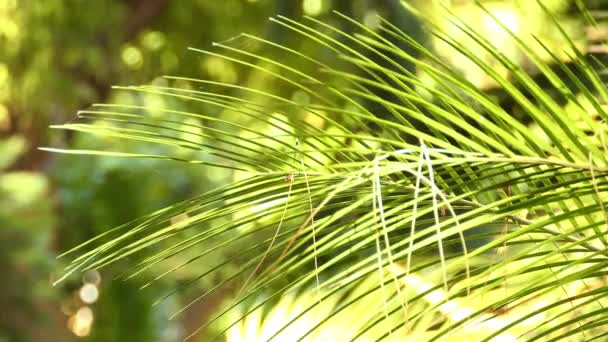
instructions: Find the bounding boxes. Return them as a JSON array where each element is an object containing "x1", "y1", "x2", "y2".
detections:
[{"x1": 2, "y1": 0, "x2": 608, "y2": 341}]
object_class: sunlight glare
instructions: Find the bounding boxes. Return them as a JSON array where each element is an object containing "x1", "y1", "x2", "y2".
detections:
[
  {"x1": 484, "y1": 8, "x2": 519, "y2": 35},
  {"x1": 251, "y1": 197, "x2": 288, "y2": 213},
  {"x1": 303, "y1": 0, "x2": 323, "y2": 16}
]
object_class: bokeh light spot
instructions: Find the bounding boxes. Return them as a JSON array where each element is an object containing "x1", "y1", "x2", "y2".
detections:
[
  {"x1": 142, "y1": 31, "x2": 166, "y2": 51},
  {"x1": 303, "y1": 0, "x2": 324, "y2": 16},
  {"x1": 68, "y1": 306, "x2": 94, "y2": 337},
  {"x1": 122, "y1": 45, "x2": 144, "y2": 69},
  {"x1": 79, "y1": 283, "x2": 99, "y2": 304},
  {"x1": 82, "y1": 269, "x2": 101, "y2": 285}
]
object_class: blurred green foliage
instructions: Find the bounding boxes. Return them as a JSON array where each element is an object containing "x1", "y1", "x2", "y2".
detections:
[
  {"x1": 1, "y1": 1, "x2": 279, "y2": 341},
  {"x1": 0, "y1": 136, "x2": 58, "y2": 342}
]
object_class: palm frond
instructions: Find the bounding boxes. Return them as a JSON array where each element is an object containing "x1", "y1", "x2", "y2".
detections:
[{"x1": 47, "y1": 1, "x2": 608, "y2": 341}]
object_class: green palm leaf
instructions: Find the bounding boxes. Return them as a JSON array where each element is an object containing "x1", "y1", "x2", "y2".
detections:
[{"x1": 46, "y1": 1, "x2": 608, "y2": 341}]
